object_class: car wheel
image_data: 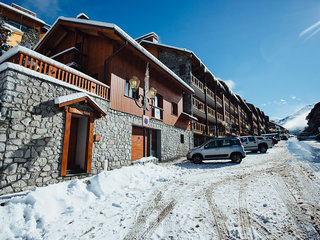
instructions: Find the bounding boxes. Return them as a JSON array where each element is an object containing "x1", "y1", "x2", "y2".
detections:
[
  {"x1": 192, "y1": 155, "x2": 203, "y2": 164},
  {"x1": 231, "y1": 153, "x2": 242, "y2": 163},
  {"x1": 259, "y1": 145, "x2": 267, "y2": 153}
]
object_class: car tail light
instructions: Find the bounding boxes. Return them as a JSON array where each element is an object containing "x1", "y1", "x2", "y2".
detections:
[{"x1": 237, "y1": 139, "x2": 242, "y2": 146}]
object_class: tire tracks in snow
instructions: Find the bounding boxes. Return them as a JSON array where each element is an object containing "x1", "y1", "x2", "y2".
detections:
[
  {"x1": 271, "y1": 169, "x2": 320, "y2": 239},
  {"x1": 122, "y1": 180, "x2": 188, "y2": 240}
]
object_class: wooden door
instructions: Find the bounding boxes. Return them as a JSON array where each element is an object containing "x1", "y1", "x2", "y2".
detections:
[{"x1": 131, "y1": 126, "x2": 148, "y2": 161}]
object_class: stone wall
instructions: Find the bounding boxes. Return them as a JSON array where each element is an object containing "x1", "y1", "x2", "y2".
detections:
[
  {"x1": 158, "y1": 50, "x2": 193, "y2": 115},
  {"x1": 0, "y1": 66, "x2": 192, "y2": 195}
]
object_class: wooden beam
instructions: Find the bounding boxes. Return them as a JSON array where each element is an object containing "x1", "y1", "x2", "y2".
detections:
[
  {"x1": 61, "y1": 107, "x2": 72, "y2": 176},
  {"x1": 86, "y1": 114, "x2": 94, "y2": 174}
]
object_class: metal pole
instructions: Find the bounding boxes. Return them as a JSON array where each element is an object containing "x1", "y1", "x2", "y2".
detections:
[{"x1": 143, "y1": 100, "x2": 146, "y2": 157}]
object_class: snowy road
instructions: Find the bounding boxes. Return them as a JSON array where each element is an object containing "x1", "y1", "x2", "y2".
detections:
[{"x1": 1, "y1": 139, "x2": 320, "y2": 239}]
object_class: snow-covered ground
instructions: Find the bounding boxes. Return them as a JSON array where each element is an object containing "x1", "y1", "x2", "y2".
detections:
[{"x1": 1, "y1": 139, "x2": 320, "y2": 239}]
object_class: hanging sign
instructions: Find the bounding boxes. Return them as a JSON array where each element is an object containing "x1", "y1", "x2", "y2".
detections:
[{"x1": 143, "y1": 115, "x2": 150, "y2": 127}]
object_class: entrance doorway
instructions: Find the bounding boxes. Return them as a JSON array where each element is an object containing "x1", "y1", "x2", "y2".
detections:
[
  {"x1": 67, "y1": 115, "x2": 89, "y2": 174},
  {"x1": 131, "y1": 126, "x2": 161, "y2": 161}
]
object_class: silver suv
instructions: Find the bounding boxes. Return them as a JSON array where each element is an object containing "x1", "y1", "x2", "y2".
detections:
[{"x1": 187, "y1": 137, "x2": 246, "y2": 164}]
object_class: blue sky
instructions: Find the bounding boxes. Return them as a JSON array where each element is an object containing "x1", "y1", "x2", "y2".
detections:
[{"x1": 6, "y1": 0, "x2": 320, "y2": 119}]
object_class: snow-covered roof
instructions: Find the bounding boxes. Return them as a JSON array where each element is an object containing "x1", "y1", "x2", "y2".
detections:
[
  {"x1": 34, "y1": 17, "x2": 194, "y2": 94},
  {"x1": 0, "y1": 46, "x2": 110, "y2": 89},
  {"x1": 0, "y1": 2, "x2": 49, "y2": 27},
  {"x1": 135, "y1": 32, "x2": 159, "y2": 43},
  {"x1": 140, "y1": 40, "x2": 225, "y2": 90},
  {"x1": 55, "y1": 92, "x2": 107, "y2": 116},
  {"x1": 3, "y1": 23, "x2": 23, "y2": 34},
  {"x1": 182, "y1": 112, "x2": 198, "y2": 121}
]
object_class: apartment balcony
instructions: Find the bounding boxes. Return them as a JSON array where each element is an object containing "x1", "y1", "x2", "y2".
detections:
[
  {"x1": 191, "y1": 74, "x2": 222, "y2": 108},
  {"x1": 4, "y1": 47, "x2": 110, "y2": 100},
  {"x1": 193, "y1": 122, "x2": 206, "y2": 135},
  {"x1": 216, "y1": 96, "x2": 223, "y2": 108},
  {"x1": 217, "y1": 112, "x2": 223, "y2": 122},
  {"x1": 192, "y1": 97, "x2": 217, "y2": 123}
]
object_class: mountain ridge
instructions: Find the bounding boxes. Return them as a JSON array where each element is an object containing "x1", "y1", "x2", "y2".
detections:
[{"x1": 272, "y1": 104, "x2": 315, "y2": 133}]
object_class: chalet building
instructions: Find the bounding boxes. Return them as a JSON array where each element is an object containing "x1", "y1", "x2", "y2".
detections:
[
  {"x1": 137, "y1": 33, "x2": 267, "y2": 146},
  {"x1": 0, "y1": 2, "x2": 49, "y2": 49},
  {"x1": 0, "y1": 16, "x2": 194, "y2": 195}
]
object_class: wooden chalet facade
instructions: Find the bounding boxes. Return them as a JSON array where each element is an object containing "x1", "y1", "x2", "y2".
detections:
[{"x1": 0, "y1": 16, "x2": 194, "y2": 195}]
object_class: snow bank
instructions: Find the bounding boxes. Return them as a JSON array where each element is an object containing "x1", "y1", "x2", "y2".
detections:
[{"x1": 0, "y1": 163, "x2": 191, "y2": 239}]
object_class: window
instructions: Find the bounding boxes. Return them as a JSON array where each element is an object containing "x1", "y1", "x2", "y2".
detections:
[
  {"x1": 241, "y1": 137, "x2": 247, "y2": 143},
  {"x1": 248, "y1": 137, "x2": 255, "y2": 142},
  {"x1": 205, "y1": 140, "x2": 218, "y2": 149},
  {"x1": 180, "y1": 134, "x2": 184, "y2": 144},
  {"x1": 172, "y1": 102, "x2": 178, "y2": 116},
  {"x1": 125, "y1": 81, "x2": 134, "y2": 98},
  {"x1": 152, "y1": 94, "x2": 163, "y2": 120}
]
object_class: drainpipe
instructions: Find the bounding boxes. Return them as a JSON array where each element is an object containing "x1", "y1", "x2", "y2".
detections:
[{"x1": 103, "y1": 41, "x2": 128, "y2": 83}]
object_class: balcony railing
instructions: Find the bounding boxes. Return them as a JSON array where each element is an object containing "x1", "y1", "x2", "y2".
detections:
[
  {"x1": 194, "y1": 122, "x2": 206, "y2": 134},
  {"x1": 217, "y1": 112, "x2": 223, "y2": 121},
  {"x1": 207, "y1": 106, "x2": 215, "y2": 118},
  {"x1": 5, "y1": 49, "x2": 110, "y2": 100},
  {"x1": 191, "y1": 75, "x2": 204, "y2": 91},
  {"x1": 206, "y1": 87, "x2": 215, "y2": 101},
  {"x1": 216, "y1": 96, "x2": 222, "y2": 106},
  {"x1": 192, "y1": 97, "x2": 205, "y2": 112}
]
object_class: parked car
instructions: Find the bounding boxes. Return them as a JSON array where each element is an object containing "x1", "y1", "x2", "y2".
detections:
[
  {"x1": 262, "y1": 133, "x2": 280, "y2": 142},
  {"x1": 280, "y1": 134, "x2": 288, "y2": 140},
  {"x1": 240, "y1": 136, "x2": 272, "y2": 153},
  {"x1": 187, "y1": 137, "x2": 246, "y2": 164},
  {"x1": 297, "y1": 132, "x2": 316, "y2": 141}
]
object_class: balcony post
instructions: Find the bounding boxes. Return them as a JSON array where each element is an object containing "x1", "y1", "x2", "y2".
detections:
[{"x1": 204, "y1": 78, "x2": 209, "y2": 140}]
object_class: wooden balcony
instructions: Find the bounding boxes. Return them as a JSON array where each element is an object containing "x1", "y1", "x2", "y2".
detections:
[
  {"x1": 206, "y1": 87, "x2": 215, "y2": 101},
  {"x1": 216, "y1": 96, "x2": 222, "y2": 106},
  {"x1": 217, "y1": 112, "x2": 223, "y2": 121},
  {"x1": 207, "y1": 106, "x2": 215, "y2": 118},
  {"x1": 191, "y1": 75, "x2": 204, "y2": 91},
  {"x1": 194, "y1": 122, "x2": 206, "y2": 135},
  {"x1": 5, "y1": 50, "x2": 110, "y2": 100},
  {"x1": 192, "y1": 97, "x2": 205, "y2": 112}
]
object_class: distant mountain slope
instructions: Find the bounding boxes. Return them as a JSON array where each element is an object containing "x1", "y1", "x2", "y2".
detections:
[{"x1": 274, "y1": 104, "x2": 314, "y2": 133}]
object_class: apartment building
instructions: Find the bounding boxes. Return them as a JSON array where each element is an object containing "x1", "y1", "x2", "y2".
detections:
[{"x1": 138, "y1": 33, "x2": 268, "y2": 146}]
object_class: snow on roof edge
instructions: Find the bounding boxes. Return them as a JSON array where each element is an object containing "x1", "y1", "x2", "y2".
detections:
[
  {"x1": 34, "y1": 17, "x2": 194, "y2": 94},
  {"x1": 0, "y1": 2, "x2": 49, "y2": 27},
  {"x1": 55, "y1": 92, "x2": 107, "y2": 115},
  {"x1": 140, "y1": 40, "x2": 225, "y2": 90}
]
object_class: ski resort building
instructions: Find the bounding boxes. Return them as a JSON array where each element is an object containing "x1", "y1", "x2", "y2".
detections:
[{"x1": 0, "y1": 16, "x2": 194, "y2": 195}]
